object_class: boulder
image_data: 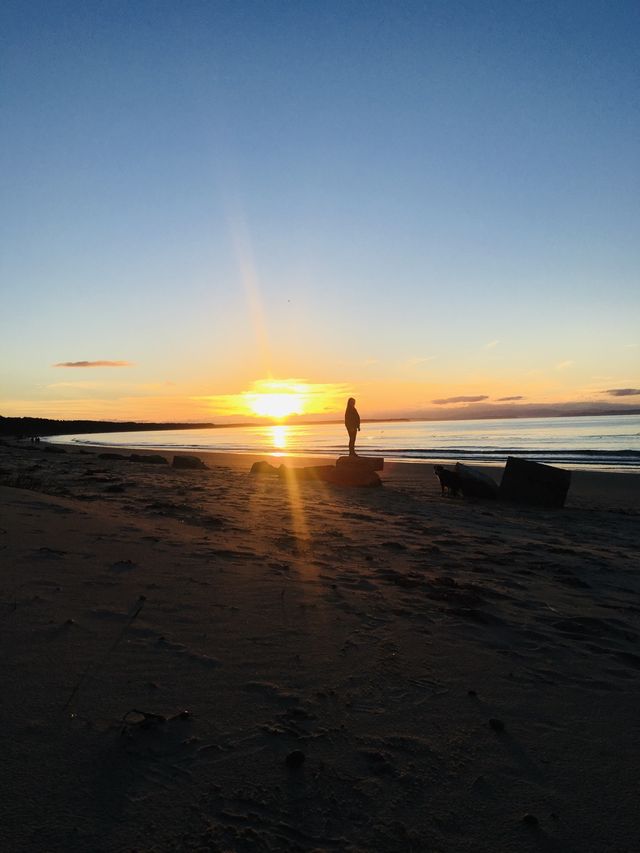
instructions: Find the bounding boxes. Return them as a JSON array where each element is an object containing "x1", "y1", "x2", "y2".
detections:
[
  {"x1": 279, "y1": 462, "x2": 381, "y2": 487},
  {"x1": 250, "y1": 461, "x2": 281, "y2": 476},
  {"x1": 172, "y1": 454, "x2": 207, "y2": 470},
  {"x1": 498, "y1": 457, "x2": 571, "y2": 508},
  {"x1": 455, "y1": 463, "x2": 499, "y2": 499},
  {"x1": 336, "y1": 455, "x2": 384, "y2": 472},
  {"x1": 279, "y1": 465, "x2": 337, "y2": 483},
  {"x1": 129, "y1": 453, "x2": 168, "y2": 465}
]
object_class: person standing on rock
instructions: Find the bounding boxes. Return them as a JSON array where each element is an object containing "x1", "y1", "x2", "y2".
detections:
[{"x1": 345, "y1": 397, "x2": 361, "y2": 456}]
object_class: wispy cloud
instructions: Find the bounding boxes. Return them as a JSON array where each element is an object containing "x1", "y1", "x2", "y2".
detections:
[
  {"x1": 495, "y1": 395, "x2": 524, "y2": 402},
  {"x1": 53, "y1": 360, "x2": 134, "y2": 368},
  {"x1": 47, "y1": 381, "x2": 102, "y2": 390},
  {"x1": 605, "y1": 388, "x2": 640, "y2": 397},
  {"x1": 554, "y1": 360, "x2": 574, "y2": 371},
  {"x1": 403, "y1": 356, "x2": 436, "y2": 369},
  {"x1": 484, "y1": 340, "x2": 499, "y2": 349},
  {"x1": 432, "y1": 395, "x2": 489, "y2": 405}
]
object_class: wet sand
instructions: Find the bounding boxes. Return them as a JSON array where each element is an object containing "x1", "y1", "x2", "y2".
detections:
[{"x1": 1, "y1": 439, "x2": 639, "y2": 852}]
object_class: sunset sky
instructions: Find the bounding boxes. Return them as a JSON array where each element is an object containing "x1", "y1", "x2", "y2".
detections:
[{"x1": 1, "y1": 1, "x2": 638, "y2": 423}]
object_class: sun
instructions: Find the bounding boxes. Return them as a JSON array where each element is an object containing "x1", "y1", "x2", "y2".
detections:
[
  {"x1": 248, "y1": 392, "x2": 304, "y2": 419},
  {"x1": 243, "y1": 379, "x2": 309, "y2": 420}
]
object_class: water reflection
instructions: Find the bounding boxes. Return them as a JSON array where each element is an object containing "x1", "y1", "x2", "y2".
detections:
[{"x1": 271, "y1": 424, "x2": 288, "y2": 452}]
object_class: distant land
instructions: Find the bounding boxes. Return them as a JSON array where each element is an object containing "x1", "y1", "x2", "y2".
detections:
[{"x1": 0, "y1": 417, "x2": 215, "y2": 438}]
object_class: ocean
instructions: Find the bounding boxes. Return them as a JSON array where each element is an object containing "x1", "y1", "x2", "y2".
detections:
[{"x1": 49, "y1": 414, "x2": 640, "y2": 472}]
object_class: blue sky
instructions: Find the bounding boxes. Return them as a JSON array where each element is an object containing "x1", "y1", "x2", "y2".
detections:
[{"x1": 1, "y1": 0, "x2": 638, "y2": 420}]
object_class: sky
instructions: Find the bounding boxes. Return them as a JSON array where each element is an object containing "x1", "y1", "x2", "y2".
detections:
[{"x1": 1, "y1": 0, "x2": 639, "y2": 423}]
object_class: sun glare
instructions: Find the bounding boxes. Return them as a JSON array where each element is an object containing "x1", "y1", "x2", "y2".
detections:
[{"x1": 248, "y1": 392, "x2": 304, "y2": 419}]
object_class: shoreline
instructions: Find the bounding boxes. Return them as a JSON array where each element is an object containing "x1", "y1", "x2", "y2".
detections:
[
  {"x1": 44, "y1": 434, "x2": 640, "y2": 475},
  {"x1": 6, "y1": 438, "x2": 640, "y2": 512}
]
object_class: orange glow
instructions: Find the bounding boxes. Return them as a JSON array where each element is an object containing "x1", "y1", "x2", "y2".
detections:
[
  {"x1": 271, "y1": 425, "x2": 288, "y2": 450},
  {"x1": 199, "y1": 378, "x2": 351, "y2": 421},
  {"x1": 248, "y1": 392, "x2": 304, "y2": 419}
]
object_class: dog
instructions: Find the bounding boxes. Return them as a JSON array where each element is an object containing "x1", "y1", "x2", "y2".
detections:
[{"x1": 434, "y1": 464, "x2": 462, "y2": 497}]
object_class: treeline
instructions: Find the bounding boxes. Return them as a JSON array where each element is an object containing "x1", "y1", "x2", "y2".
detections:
[{"x1": 0, "y1": 416, "x2": 214, "y2": 438}]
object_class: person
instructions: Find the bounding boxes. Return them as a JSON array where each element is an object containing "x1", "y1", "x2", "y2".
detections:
[{"x1": 344, "y1": 397, "x2": 360, "y2": 456}]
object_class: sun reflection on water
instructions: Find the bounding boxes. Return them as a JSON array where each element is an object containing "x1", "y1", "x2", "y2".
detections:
[{"x1": 271, "y1": 424, "x2": 288, "y2": 453}]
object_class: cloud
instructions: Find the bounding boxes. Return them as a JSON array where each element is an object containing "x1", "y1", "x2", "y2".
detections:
[
  {"x1": 495, "y1": 395, "x2": 524, "y2": 402},
  {"x1": 53, "y1": 360, "x2": 133, "y2": 368},
  {"x1": 403, "y1": 356, "x2": 436, "y2": 369},
  {"x1": 605, "y1": 388, "x2": 640, "y2": 397},
  {"x1": 432, "y1": 395, "x2": 489, "y2": 405},
  {"x1": 484, "y1": 340, "x2": 499, "y2": 349},
  {"x1": 554, "y1": 360, "x2": 574, "y2": 371}
]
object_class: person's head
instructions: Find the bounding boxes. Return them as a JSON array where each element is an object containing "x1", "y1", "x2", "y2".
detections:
[{"x1": 347, "y1": 397, "x2": 356, "y2": 407}]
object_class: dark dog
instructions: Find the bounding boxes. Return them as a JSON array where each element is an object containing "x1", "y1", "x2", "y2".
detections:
[{"x1": 434, "y1": 464, "x2": 461, "y2": 496}]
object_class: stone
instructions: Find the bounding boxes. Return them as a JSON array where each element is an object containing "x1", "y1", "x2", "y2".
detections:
[
  {"x1": 336, "y1": 455, "x2": 384, "y2": 471},
  {"x1": 455, "y1": 463, "x2": 499, "y2": 499},
  {"x1": 172, "y1": 454, "x2": 207, "y2": 470},
  {"x1": 285, "y1": 749, "x2": 306, "y2": 769},
  {"x1": 489, "y1": 718, "x2": 505, "y2": 732},
  {"x1": 499, "y1": 456, "x2": 571, "y2": 508},
  {"x1": 250, "y1": 461, "x2": 280, "y2": 476},
  {"x1": 129, "y1": 454, "x2": 168, "y2": 465}
]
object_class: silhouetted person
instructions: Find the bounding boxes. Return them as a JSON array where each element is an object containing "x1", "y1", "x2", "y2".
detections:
[{"x1": 345, "y1": 397, "x2": 360, "y2": 456}]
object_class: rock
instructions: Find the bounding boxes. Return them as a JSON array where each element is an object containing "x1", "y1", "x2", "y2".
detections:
[
  {"x1": 43, "y1": 444, "x2": 66, "y2": 454},
  {"x1": 499, "y1": 457, "x2": 571, "y2": 508},
  {"x1": 279, "y1": 465, "x2": 337, "y2": 483},
  {"x1": 172, "y1": 454, "x2": 207, "y2": 470},
  {"x1": 285, "y1": 749, "x2": 305, "y2": 769},
  {"x1": 489, "y1": 718, "x2": 505, "y2": 732},
  {"x1": 250, "y1": 461, "x2": 280, "y2": 476},
  {"x1": 455, "y1": 463, "x2": 499, "y2": 499},
  {"x1": 522, "y1": 813, "x2": 539, "y2": 826},
  {"x1": 129, "y1": 454, "x2": 168, "y2": 465},
  {"x1": 336, "y1": 455, "x2": 384, "y2": 471},
  {"x1": 98, "y1": 452, "x2": 126, "y2": 460}
]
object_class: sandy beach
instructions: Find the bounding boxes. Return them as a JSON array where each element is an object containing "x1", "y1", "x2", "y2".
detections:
[{"x1": 1, "y1": 439, "x2": 639, "y2": 852}]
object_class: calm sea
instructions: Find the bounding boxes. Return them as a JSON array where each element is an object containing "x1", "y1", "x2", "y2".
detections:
[{"x1": 50, "y1": 414, "x2": 640, "y2": 472}]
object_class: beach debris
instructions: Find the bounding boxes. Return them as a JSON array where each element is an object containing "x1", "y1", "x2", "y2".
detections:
[
  {"x1": 499, "y1": 456, "x2": 571, "y2": 507},
  {"x1": 172, "y1": 454, "x2": 207, "y2": 469},
  {"x1": 489, "y1": 718, "x2": 505, "y2": 732},
  {"x1": 455, "y1": 463, "x2": 499, "y2": 499},
  {"x1": 285, "y1": 749, "x2": 306, "y2": 769},
  {"x1": 129, "y1": 453, "x2": 168, "y2": 465},
  {"x1": 63, "y1": 596, "x2": 146, "y2": 712}
]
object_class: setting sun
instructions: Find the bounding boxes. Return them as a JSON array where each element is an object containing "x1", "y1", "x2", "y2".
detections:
[{"x1": 248, "y1": 392, "x2": 304, "y2": 419}]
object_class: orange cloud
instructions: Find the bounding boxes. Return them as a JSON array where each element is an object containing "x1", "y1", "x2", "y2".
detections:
[
  {"x1": 432, "y1": 395, "x2": 489, "y2": 405},
  {"x1": 53, "y1": 361, "x2": 134, "y2": 368}
]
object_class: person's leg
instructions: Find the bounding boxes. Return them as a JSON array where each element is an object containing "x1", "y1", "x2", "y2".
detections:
[{"x1": 348, "y1": 429, "x2": 357, "y2": 455}]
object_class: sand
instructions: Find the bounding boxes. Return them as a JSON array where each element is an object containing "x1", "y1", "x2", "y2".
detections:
[{"x1": 1, "y1": 439, "x2": 639, "y2": 852}]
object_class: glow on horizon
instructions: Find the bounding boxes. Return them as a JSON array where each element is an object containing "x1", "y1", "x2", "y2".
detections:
[{"x1": 197, "y1": 379, "x2": 352, "y2": 422}]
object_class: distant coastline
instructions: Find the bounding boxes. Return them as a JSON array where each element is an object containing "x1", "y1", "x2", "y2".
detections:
[
  {"x1": 2, "y1": 407, "x2": 640, "y2": 440},
  {"x1": 0, "y1": 416, "x2": 215, "y2": 439}
]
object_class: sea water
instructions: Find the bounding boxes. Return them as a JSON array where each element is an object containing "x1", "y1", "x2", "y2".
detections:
[{"x1": 49, "y1": 414, "x2": 640, "y2": 471}]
